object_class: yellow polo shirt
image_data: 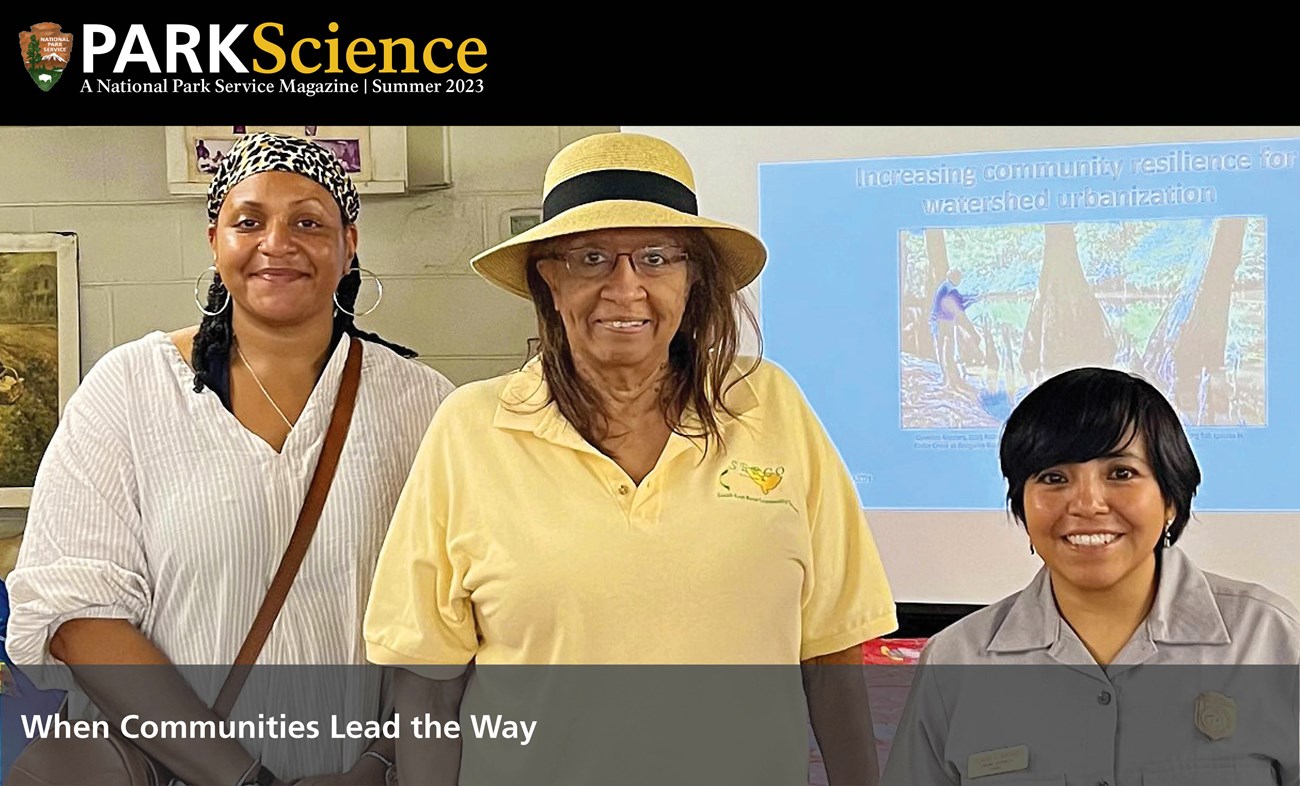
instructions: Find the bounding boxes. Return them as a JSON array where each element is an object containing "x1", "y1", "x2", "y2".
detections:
[{"x1": 364, "y1": 357, "x2": 897, "y2": 667}]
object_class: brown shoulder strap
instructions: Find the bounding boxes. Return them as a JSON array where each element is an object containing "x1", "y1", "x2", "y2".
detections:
[{"x1": 212, "y1": 339, "x2": 364, "y2": 719}]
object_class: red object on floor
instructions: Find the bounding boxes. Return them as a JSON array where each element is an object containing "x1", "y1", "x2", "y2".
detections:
[{"x1": 861, "y1": 637, "x2": 927, "y2": 665}]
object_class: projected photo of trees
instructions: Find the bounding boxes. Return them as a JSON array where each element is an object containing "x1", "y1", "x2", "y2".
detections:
[{"x1": 898, "y1": 217, "x2": 1266, "y2": 429}]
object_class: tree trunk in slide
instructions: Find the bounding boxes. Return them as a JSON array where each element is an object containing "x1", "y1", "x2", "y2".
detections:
[
  {"x1": 922, "y1": 229, "x2": 950, "y2": 363},
  {"x1": 1165, "y1": 217, "x2": 1246, "y2": 414},
  {"x1": 1020, "y1": 222, "x2": 1115, "y2": 382}
]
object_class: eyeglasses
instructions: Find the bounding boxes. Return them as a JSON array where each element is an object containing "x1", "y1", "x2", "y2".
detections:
[{"x1": 552, "y1": 246, "x2": 690, "y2": 279}]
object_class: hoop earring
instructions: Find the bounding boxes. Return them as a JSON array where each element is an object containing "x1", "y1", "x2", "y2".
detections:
[
  {"x1": 194, "y1": 266, "x2": 230, "y2": 317},
  {"x1": 334, "y1": 267, "x2": 384, "y2": 318}
]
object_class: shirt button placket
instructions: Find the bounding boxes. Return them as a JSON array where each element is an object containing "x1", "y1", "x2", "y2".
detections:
[
  {"x1": 613, "y1": 478, "x2": 636, "y2": 525},
  {"x1": 1092, "y1": 684, "x2": 1117, "y2": 786}
]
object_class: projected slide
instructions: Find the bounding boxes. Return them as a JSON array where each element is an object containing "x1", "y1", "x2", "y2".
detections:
[
  {"x1": 759, "y1": 140, "x2": 1296, "y2": 511},
  {"x1": 899, "y1": 218, "x2": 1265, "y2": 429}
]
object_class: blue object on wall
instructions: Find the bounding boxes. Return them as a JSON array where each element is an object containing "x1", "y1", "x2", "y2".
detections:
[{"x1": 1, "y1": 579, "x2": 68, "y2": 784}]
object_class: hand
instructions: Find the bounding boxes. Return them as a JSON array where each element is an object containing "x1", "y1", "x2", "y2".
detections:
[
  {"x1": 292, "y1": 773, "x2": 386, "y2": 786},
  {"x1": 292, "y1": 754, "x2": 390, "y2": 786}
]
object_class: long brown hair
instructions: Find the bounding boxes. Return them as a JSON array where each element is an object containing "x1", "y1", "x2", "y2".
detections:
[{"x1": 523, "y1": 230, "x2": 761, "y2": 454}]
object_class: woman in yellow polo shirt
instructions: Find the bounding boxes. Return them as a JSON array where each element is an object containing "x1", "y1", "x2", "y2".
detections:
[{"x1": 364, "y1": 132, "x2": 898, "y2": 786}]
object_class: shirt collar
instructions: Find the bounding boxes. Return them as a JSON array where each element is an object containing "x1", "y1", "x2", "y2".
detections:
[
  {"x1": 492, "y1": 356, "x2": 553, "y2": 432},
  {"x1": 1144, "y1": 545, "x2": 1231, "y2": 645},
  {"x1": 491, "y1": 355, "x2": 761, "y2": 448},
  {"x1": 987, "y1": 564, "x2": 1059, "y2": 653},
  {"x1": 987, "y1": 546, "x2": 1231, "y2": 654}
]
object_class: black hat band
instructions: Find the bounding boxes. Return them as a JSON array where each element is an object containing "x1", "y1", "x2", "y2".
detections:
[{"x1": 542, "y1": 169, "x2": 699, "y2": 221}]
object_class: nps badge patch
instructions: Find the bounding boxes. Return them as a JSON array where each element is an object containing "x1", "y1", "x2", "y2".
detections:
[
  {"x1": 1194, "y1": 691, "x2": 1236, "y2": 741},
  {"x1": 19, "y1": 22, "x2": 72, "y2": 92}
]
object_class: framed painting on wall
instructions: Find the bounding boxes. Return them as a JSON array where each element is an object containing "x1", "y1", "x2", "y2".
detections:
[
  {"x1": 0, "y1": 233, "x2": 79, "y2": 508},
  {"x1": 165, "y1": 126, "x2": 409, "y2": 194}
]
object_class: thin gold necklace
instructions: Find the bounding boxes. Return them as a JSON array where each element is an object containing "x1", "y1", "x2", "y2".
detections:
[{"x1": 233, "y1": 342, "x2": 295, "y2": 429}]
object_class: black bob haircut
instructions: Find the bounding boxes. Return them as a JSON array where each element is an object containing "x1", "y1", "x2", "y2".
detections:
[{"x1": 999, "y1": 367, "x2": 1201, "y2": 546}]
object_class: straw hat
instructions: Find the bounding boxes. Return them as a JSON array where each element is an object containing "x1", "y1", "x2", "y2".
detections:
[{"x1": 470, "y1": 132, "x2": 767, "y2": 299}]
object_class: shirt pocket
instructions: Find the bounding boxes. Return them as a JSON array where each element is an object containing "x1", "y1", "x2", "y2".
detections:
[
  {"x1": 958, "y1": 775, "x2": 1065, "y2": 785},
  {"x1": 1142, "y1": 756, "x2": 1279, "y2": 785}
]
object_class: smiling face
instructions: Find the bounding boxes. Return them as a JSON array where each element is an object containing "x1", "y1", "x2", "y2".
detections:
[
  {"x1": 535, "y1": 227, "x2": 694, "y2": 373},
  {"x1": 1022, "y1": 431, "x2": 1175, "y2": 597},
  {"x1": 208, "y1": 170, "x2": 356, "y2": 328}
]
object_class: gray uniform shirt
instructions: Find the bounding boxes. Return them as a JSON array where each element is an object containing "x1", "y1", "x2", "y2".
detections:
[{"x1": 882, "y1": 547, "x2": 1300, "y2": 786}]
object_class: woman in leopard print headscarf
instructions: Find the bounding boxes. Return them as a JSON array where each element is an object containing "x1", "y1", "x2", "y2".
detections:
[
  {"x1": 192, "y1": 130, "x2": 410, "y2": 396},
  {"x1": 6, "y1": 131, "x2": 454, "y2": 785}
]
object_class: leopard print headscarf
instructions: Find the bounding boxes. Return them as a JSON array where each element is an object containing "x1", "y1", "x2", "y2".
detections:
[{"x1": 206, "y1": 131, "x2": 360, "y2": 224}]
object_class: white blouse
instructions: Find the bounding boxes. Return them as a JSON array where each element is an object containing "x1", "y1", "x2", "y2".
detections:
[{"x1": 4, "y1": 331, "x2": 453, "y2": 779}]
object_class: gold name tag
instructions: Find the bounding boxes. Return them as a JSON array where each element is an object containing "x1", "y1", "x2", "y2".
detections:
[{"x1": 967, "y1": 745, "x2": 1029, "y2": 779}]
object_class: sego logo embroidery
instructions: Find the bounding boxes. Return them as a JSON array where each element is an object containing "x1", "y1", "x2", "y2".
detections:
[
  {"x1": 20, "y1": 23, "x2": 73, "y2": 92},
  {"x1": 718, "y1": 461, "x2": 794, "y2": 509}
]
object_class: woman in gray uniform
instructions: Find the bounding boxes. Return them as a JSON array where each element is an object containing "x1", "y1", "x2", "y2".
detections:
[{"x1": 884, "y1": 367, "x2": 1300, "y2": 786}]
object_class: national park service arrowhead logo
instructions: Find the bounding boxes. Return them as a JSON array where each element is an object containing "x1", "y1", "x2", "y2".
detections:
[{"x1": 19, "y1": 22, "x2": 73, "y2": 92}]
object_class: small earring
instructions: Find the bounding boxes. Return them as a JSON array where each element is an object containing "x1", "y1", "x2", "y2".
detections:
[
  {"x1": 1163, "y1": 519, "x2": 1174, "y2": 549},
  {"x1": 1029, "y1": 542, "x2": 1036, "y2": 556},
  {"x1": 194, "y1": 265, "x2": 230, "y2": 316},
  {"x1": 333, "y1": 267, "x2": 384, "y2": 318}
]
